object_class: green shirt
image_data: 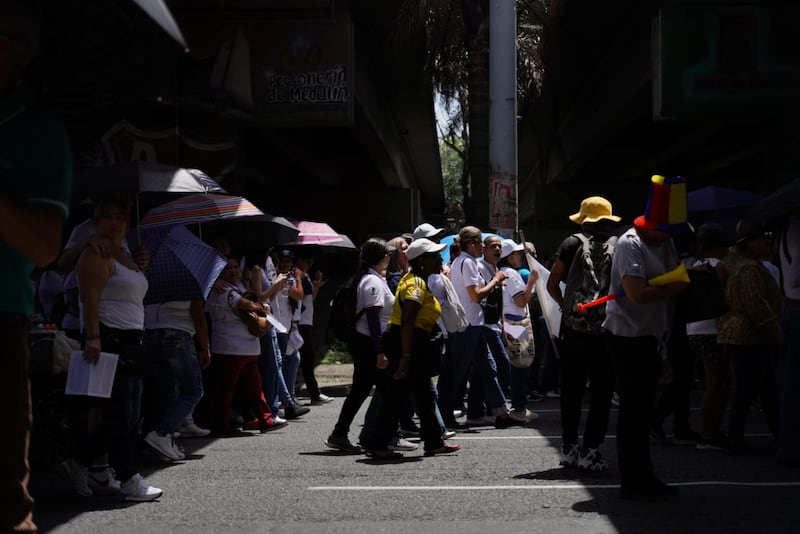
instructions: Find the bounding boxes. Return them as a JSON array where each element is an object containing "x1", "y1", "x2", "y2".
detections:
[{"x1": 0, "y1": 89, "x2": 72, "y2": 314}]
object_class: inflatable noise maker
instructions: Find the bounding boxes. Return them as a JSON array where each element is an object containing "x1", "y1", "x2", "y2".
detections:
[{"x1": 576, "y1": 263, "x2": 690, "y2": 313}]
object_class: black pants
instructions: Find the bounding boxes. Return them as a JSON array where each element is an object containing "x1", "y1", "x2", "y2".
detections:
[
  {"x1": 559, "y1": 327, "x2": 614, "y2": 448},
  {"x1": 332, "y1": 333, "x2": 379, "y2": 437},
  {"x1": 363, "y1": 326, "x2": 444, "y2": 452},
  {"x1": 726, "y1": 343, "x2": 780, "y2": 444},
  {"x1": 605, "y1": 332, "x2": 661, "y2": 490},
  {"x1": 298, "y1": 324, "x2": 322, "y2": 399},
  {"x1": 70, "y1": 325, "x2": 145, "y2": 483},
  {"x1": 653, "y1": 324, "x2": 695, "y2": 432}
]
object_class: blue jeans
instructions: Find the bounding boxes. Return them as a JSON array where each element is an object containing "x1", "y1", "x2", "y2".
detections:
[
  {"x1": 778, "y1": 306, "x2": 800, "y2": 462},
  {"x1": 483, "y1": 328, "x2": 529, "y2": 412},
  {"x1": 438, "y1": 326, "x2": 507, "y2": 420},
  {"x1": 276, "y1": 331, "x2": 301, "y2": 400},
  {"x1": 144, "y1": 328, "x2": 204, "y2": 433},
  {"x1": 259, "y1": 330, "x2": 292, "y2": 414}
]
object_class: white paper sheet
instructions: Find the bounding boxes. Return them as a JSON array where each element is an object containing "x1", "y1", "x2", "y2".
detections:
[
  {"x1": 65, "y1": 351, "x2": 119, "y2": 398},
  {"x1": 503, "y1": 323, "x2": 528, "y2": 340}
]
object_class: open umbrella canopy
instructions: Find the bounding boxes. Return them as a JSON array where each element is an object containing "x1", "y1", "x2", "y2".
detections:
[
  {"x1": 74, "y1": 162, "x2": 225, "y2": 199},
  {"x1": 131, "y1": 0, "x2": 188, "y2": 51},
  {"x1": 286, "y1": 233, "x2": 357, "y2": 253},
  {"x1": 140, "y1": 193, "x2": 265, "y2": 228},
  {"x1": 688, "y1": 186, "x2": 761, "y2": 213},
  {"x1": 136, "y1": 225, "x2": 226, "y2": 304},
  {"x1": 139, "y1": 194, "x2": 300, "y2": 249},
  {"x1": 744, "y1": 177, "x2": 800, "y2": 225},
  {"x1": 281, "y1": 221, "x2": 343, "y2": 245}
]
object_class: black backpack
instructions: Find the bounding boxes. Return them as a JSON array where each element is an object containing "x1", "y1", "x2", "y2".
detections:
[
  {"x1": 561, "y1": 233, "x2": 617, "y2": 333},
  {"x1": 328, "y1": 275, "x2": 366, "y2": 343}
]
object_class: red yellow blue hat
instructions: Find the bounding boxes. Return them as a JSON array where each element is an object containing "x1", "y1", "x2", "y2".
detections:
[{"x1": 634, "y1": 175, "x2": 692, "y2": 235}]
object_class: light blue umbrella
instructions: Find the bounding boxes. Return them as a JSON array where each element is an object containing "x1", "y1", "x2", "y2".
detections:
[{"x1": 439, "y1": 232, "x2": 501, "y2": 263}]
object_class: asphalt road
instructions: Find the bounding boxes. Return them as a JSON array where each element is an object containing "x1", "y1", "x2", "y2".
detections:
[{"x1": 30, "y1": 379, "x2": 800, "y2": 534}]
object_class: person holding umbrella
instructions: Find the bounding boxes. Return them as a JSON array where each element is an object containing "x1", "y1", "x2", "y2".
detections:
[
  {"x1": 74, "y1": 197, "x2": 162, "y2": 501},
  {"x1": 140, "y1": 225, "x2": 222, "y2": 460}
]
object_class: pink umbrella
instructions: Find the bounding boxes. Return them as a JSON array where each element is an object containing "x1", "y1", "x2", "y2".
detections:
[{"x1": 283, "y1": 221, "x2": 343, "y2": 245}]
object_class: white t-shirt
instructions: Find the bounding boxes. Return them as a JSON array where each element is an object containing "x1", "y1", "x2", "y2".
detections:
[
  {"x1": 602, "y1": 227, "x2": 677, "y2": 341},
  {"x1": 207, "y1": 286, "x2": 261, "y2": 356},
  {"x1": 144, "y1": 300, "x2": 195, "y2": 335},
  {"x1": 450, "y1": 252, "x2": 485, "y2": 326},
  {"x1": 355, "y1": 269, "x2": 394, "y2": 337},
  {"x1": 501, "y1": 266, "x2": 528, "y2": 319},
  {"x1": 299, "y1": 275, "x2": 314, "y2": 326},
  {"x1": 780, "y1": 217, "x2": 800, "y2": 299}
]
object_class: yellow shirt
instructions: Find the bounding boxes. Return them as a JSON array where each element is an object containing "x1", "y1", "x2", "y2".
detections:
[{"x1": 388, "y1": 272, "x2": 441, "y2": 332}]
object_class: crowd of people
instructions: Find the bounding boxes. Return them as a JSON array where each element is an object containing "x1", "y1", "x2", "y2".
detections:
[{"x1": 5, "y1": 177, "x2": 799, "y2": 519}]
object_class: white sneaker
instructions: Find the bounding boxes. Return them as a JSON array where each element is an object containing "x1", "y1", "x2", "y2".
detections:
[
  {"x1": 144, "y1": 430, "x2": 185, "y2": 461},
  {"x1": 559, "y1": 443, "x2": 579, "y2": 468},
  {"x1": 87, "y1": 465, "x2": 121, "y2": 496},
  {"x1": 311, "y1": 393, "x2": 334, "y2": 405},
  {"x1": 120, "y1": 474, "x2": 163, "y2": 502},
  {"x1": 387, "y1": 436, "x2": 418, "y2": 451},
  {"x1": 443, "y1": 430, "x2": 457, "y2": 440},
  {"x1": 57, "y1": 458, "x2": 92, "y2": 497},
  {"x1": 272, "y1": 415, "x2": 287, "y2": 425},
  {"x1": 577, "y1": 447, "x2": 608, "y2": 472},
  {"x1": 177, "y1": 421, "x2": 211, "y2": 438}
]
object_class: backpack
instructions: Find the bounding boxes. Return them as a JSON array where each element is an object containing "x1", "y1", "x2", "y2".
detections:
[
  {"x1": 676, "y1": 260, "x2": 728, "y2": 323},
  {"x1": 561, "y1": 233, "x2": 617, "y2": 334},
  {"x1": 328, "y1": 275, "x2": 366, "y2": 342},
  {"x1": 436, "y1": 274, "x2": 468, "y2": 333}
]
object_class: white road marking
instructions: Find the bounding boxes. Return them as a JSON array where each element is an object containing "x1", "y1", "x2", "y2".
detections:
[
  {"x1": 309, "y1": 481, "x2": 800, "y2": 491},
  {"x1": 452, "y1": 433, "x2": 773, "y2": 440}
]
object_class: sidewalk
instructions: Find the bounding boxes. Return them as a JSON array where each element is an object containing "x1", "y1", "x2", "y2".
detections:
[{"x1": 313, "y1": 363, "x2": 354, "y2": 388}]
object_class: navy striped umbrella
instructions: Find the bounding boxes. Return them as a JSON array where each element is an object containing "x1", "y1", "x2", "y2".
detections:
[{"x1": 136, "y1": 225, "x2": 227, "y2": 304}]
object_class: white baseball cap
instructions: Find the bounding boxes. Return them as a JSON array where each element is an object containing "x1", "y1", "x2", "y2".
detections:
[
  {"x1": 412, "y1": 223, "x2": 446, "y2": 241},
  {"x1": 500, "y1": 239, "x2": 524, "y2": 259},
  {"x1": 406, "y1": 238, "x2": 447, "y2": 261}
]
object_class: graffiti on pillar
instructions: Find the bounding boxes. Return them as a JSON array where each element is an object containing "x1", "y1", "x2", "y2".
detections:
[{"x1": 490, "y1": 172, "x2": 517, "y2": 236}]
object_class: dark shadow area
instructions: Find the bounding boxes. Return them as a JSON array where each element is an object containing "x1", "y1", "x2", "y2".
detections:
[
  {"x1": 356, "y1": 456, "x2": 424, "y2": 465},
  {"x1": 513, "y1": 466, "x2": 612, "y2": 482}
]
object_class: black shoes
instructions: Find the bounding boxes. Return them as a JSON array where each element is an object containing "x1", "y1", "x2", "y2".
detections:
[{"x1": 284, "y1": 402, "x2": 310, "y2": 419}]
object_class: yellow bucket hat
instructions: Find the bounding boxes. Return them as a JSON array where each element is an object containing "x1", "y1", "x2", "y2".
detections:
[{"x1": 569, "y1": 196, "x2": 621, "y2": 224}]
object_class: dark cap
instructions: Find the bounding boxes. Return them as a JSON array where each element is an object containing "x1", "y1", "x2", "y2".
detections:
[
  {"x1": 735, "y1": 220, "x2": 770, "y2": 244},
  {"x1": 278, "y1": 249, "x2": 294, "y2": 258},
  {"x1": 360, "y1": 238, "x2": 396, "y2": 266}
]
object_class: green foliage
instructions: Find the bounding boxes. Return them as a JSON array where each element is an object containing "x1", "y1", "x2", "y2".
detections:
[
  {"x1": 440, "y1": 137, "x2": 465, "y2": 229},
  {"x1": 321, "y1": 339, "x2": 354, "y2": 365}
]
